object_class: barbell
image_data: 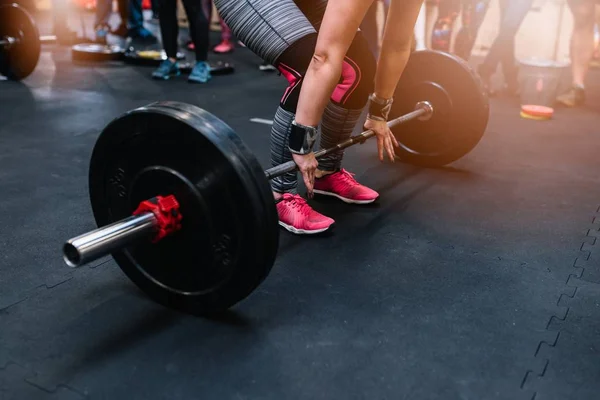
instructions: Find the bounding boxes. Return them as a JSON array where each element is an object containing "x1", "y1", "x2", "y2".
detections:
[
  {"x1": 62, "y1": 50, "x2": 489, "y2": 315},
  {"x1": 0, "y1": 3, "x2": 41, "y2": 80}
]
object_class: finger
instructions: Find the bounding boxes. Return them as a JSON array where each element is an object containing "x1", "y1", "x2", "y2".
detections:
[
  {"x1": 385, "y1": 137, "x2": 394, "y2": 163},
  {"x1": 384, "y1": 137, "x2": 393, "y2": 162},
  {"x1": 303, "y1": 171, "x2": 313, "y2": 198},
  {"x1": 390, "y1": 131, "x2": 399, "y2": 148},
  {"x1": 387, "y1": 138, "x2": 396, "y2": 163},
  {"x1": 308, "y1": 167, "x2": 315, "y2": 195},
  {"x1": 378, "y1": 136, "x2": 384, "y2": 161}
]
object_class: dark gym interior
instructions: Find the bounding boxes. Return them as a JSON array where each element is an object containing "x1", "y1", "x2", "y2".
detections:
[{"x1": 1, "y1": 2, "x2": 599, "y2": 399}]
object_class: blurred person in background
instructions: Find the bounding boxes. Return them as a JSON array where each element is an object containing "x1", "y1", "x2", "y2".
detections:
[
  {"x1": 431, "y1": 0, "x2": 461, "y2": 53},
  {"x1": 452, "y1": 0, "x2": 490, "y2": 59},
  {"x1": 556, "y1": 0, "x2": 600, "y2": 107},
  {"x1": 213, "y1": 13, "x2": 234, "y2": 53},
  {"x1": 431, "y1": 0, "x2": 490, "y2": 60},
  {"x1": 361, "y1": 0, "x2": 427, "y2": 58},
  {"x1": 476, "y1": 0, "x2": 534, "y2": 96},
  {"x1": 129, "y1": 0, "x2": 159, "y2": 43},
  {"x1": 186, "y1": 5, "x2": 234, "y2": 54},
  {"x1": 196, "y1": 2, "x2": 275, "y2": 70},
  {"x1": 152, "y1": 0, "x2": 212, "y2": 82},
  {"x1": 94, "y1": 0, "x2": 128, "y2": 43},
  {"x1": 92, "y1": 0, "x2": 157, "y2": 43}
]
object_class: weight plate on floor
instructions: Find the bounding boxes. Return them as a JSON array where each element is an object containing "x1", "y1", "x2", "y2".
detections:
[
  {"x1": 179, "y1": 60, "x2": 235, "y2": 75},
  {"x1": 521, "y1": 105, "x2": 554, "y2": 118},
  {"x1": 71, "y1": 43, "x2": 124, "y2": 62},
  {"x1": 0, "y1": 4, "x2": 40, "y2": 80},
  {"x1": 123, "y1": 49, "x2": 186, "y2": 66},
  {"x1": 89, "y1": 101, "x2": 279, "y2": 315},
  {"x1": 391, "y1": 50, "x2": 489, "y2": 167}
]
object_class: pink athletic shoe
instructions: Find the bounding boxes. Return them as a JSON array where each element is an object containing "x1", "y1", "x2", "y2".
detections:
[
  {"x1": 214, "y1": 40, "x2": 234, "y2": 53},
  {"x1": 313, "y1": 169, "x2": 379, "y2": 204},
  {"x1": 276, "y1": 193, "x2": 334, "y2": 235}
]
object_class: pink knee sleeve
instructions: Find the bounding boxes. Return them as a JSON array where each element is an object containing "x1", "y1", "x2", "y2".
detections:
[
  {"x1": 331, "y1": 58, "x2": 361, "y2": 105},
  {"x1": 278, "y1": 63, "x2": 303, "y2": 105}
]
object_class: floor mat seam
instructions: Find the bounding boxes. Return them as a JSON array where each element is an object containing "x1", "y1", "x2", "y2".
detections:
[
  {"x1": 520, "y1": 204, "x2": 600, "y2": 397},
  {"x1": 0, "y1": 258, "x2": 112, "y2": 312}
]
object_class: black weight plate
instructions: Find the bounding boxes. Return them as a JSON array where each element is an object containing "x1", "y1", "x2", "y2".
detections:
[
  {"x1": 71, "y1": 43, "x2": 124, "y2": 62},
  {"x1": 0, "y1": 4, "x2": 40, "y2": 80},
  {"x1": 123, "y1": 49, "x2": 186, "y2": 66},
  {"x1": 391, "y1": 50, "x2": 489, "y2": 167},
  {"x1": 89, "y1": 102, "x2": 279, "y2": 315},
  {"x1": 179, "y1": 60, "x2": 235, "y2": 75}
]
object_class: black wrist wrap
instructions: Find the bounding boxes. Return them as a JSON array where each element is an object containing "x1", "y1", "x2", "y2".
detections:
[{"x1": 288, "y1": 121, "x2": 317, "y2": 154}]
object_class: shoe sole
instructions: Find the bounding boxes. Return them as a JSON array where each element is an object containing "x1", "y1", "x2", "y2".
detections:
[
  {"x1": 313, "y1": 189, "x2": 378, "y2": 205},
  {"x1": 188, "y1": 75, "x2": 212, "y2": 83},
  {"x1": 152, "y1": 72, "x2": 180, "y2": 80},
  {"x1": 278, "y1": 220, "x2": 332, "y2": 235}
]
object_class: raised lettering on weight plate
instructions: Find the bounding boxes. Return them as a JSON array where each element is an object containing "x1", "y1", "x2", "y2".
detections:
[
  {"x1": 108, "y1": 167, "x2": 127, "y2": 198},
  {"x1": 213, "y1": 234, "x2": 232, "y2": 268}
]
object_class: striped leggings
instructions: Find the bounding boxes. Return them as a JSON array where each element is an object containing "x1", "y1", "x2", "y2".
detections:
[{"x1": 213, "y1": 0, "x2": 376, "y2": 194}]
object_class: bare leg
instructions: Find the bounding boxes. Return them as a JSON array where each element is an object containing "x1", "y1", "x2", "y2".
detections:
[
  {"x1": 294, "y1": 0, "x2": 375, "y2": 127},
  {"x1": 569, "y1": 0, "x2": 596, "y2": 87},
  {"x1": 557, "y1": 0, "x2": 596, "y2": 106}
]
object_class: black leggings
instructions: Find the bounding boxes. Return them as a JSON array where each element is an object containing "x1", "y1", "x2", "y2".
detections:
[{"x1": 158, "y1": 0, "x2": 209, "y2": 62}]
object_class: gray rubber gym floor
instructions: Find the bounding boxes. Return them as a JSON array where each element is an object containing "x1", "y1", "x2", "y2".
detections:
[{"x1": 1, "y1": 12, "x2": 600, "y2": 400}]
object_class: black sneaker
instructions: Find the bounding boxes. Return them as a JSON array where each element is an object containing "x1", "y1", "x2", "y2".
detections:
[{"x1": 556, "y1": 86, "x2": 585, "y2": 107}]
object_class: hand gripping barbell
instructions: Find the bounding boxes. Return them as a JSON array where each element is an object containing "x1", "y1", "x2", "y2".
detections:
[{"x1": 62, "y1": 50, "x2": 489, "y2": 315}]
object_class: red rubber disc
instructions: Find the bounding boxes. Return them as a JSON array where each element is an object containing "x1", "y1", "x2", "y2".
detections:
[
  {"x1": 520, "y1": 111, "x2": 551, "y2": 121},
  {"x1": 521, "y1": 105, "x2": 554, "y2": 118}
]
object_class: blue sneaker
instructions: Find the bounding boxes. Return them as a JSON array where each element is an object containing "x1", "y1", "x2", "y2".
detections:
[
  {"x1": 188, "y1": 61, "x2": 212, "y2": 84},
  {"x1": 152, "y1": 59, "x2": 180, "y2": 80}
]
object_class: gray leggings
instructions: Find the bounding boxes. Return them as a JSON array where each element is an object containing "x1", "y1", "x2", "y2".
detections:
[{"x1": 214, "y1": 0, "x2": 376, "y2": 194}]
